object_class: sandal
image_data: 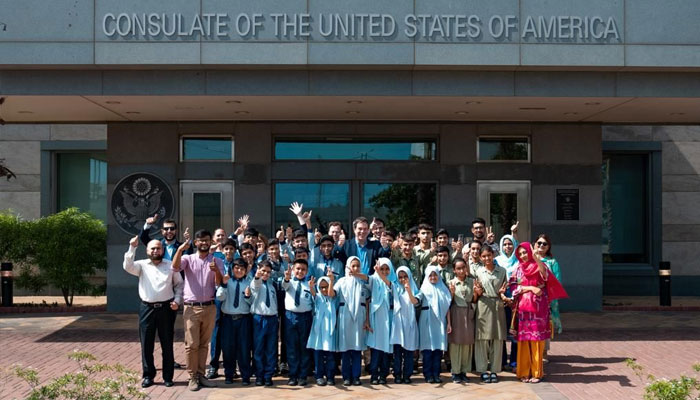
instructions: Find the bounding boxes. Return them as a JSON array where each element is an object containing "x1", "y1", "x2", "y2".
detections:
[
  {"x1": 520, "y1": 377, "x2": 531, "y2": 383},
  {"x1": 530, "y1": 378, "x2": 541, "y2": 384},
  {"x1": 480, "y1": 373, "x2": 491, "y2": 383},
  {"x1": 490, "y1": 373, "x2": 498, "y2": 383}
]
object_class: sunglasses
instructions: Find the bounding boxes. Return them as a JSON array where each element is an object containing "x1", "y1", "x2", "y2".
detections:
[
  {"x1": 536, "y1": 241, "x2": 549, "y2": 247},
  {"x1": 162, "y1": 227, "x2": 176, "y2": 231}
]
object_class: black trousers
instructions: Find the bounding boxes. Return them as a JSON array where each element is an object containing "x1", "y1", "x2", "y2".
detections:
[{"x1": 139, "y1": 300, "x2": 176, "y2": 381}]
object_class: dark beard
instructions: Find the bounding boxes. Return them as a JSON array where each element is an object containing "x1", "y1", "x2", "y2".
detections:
[{"x1": 149, "y1": 254, "x2": 163, "y2": 262}]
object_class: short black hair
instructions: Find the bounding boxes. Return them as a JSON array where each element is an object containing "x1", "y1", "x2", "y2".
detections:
[
  {"x1": 244, "y1": 227, "x2": 259, "y2": 237},
  {"x1": 401, "y1": 234, "x2": 414, "y2": 243},
  {"x1": 353, "y1": 216, "x2": 369, "y2": 229},
  {"x1": 373, "y1": 217, "x2": 385, "y2": 226},
  {"x1": 418, "y1": 223, "x2": 433, "y2": 232},
  {"x1": 223, "y1": 238, "x2": 237, "y2": 249},
  {"x1": 480, "y1": 245, "x2": 494, "y2": 255},
  {"x1": 436, "y1": 245, "x2": 450, "y2": 254},
  {"x1": 453, "y1": 257, "x2": 467, "y2": 266},
  {"x1": 258, "y1": 260, "x2": 272, "y2": 270},
  {"x1": 407, "y1": 226, "x2": 418, "y2": 236},
  {"x1": 194, "y1": 229, "x2": 211, "y2": 240},
  {"x1": 293, "y1": 229, "x2": 306, "y2": 239},
  {"x1": 293, "y1": 258, "x2": 309, "y2": 267},
  {"x1": 319, "y1": 235, "x2": 334, "y2": 245},
  {"x1": 436, "y1": 228, "x2": 449, "y2": 237},
  {"x1": 233, "y1": 258, "x2": 247, "y2": 268},
  {"x1": 469, "y1": 240, "x2": 482, "y2": 248},
  {"x1": 384, "y1": 230, "x2": 396, "y2": 240},
  {"x1": 240, "y1": 242, "x2": 255, "y2": 253},
  {"x1": 294, "y1": 247, "x2": 309, "y2": 257},
  {"x1": 471, "y1": 217, "x2": 486, "y2": 227},
  {"x1": 267, "y1": 238, "x2": 280, "y2": 247},
  {"x1": 162, "y1": 219, "x2": 177, "y2": 229}
]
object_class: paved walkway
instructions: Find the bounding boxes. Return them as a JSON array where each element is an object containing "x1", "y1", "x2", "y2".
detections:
[{"x1": 1, "y1": 311, "x2": 699, "y2": 399}]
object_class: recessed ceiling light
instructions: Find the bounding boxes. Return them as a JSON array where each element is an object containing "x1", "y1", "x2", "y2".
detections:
[
  {"x1": 175, "y1": 106, "x2": 204, "y2": 110},
  {"x1": 234, "y1": 111, "x2": 249, "y2": 115},
  {"x1": 584, "y1": 102, "x2": 601, "y2": 106},
  {"x1": 564, "y1": 112, "x2": 578, "y2": 116},
  {"x1": 670, "y1": 112, "x2": 686, "y2": 116},
  {"x1": 346, "y1": 110, "x2": 360, "y2": 114},
  {"x1": 347, "y1": 100, "x2": 363, "y2": 105},
  {"x1": 226, "y1": 100, "x2": 242, "y2": 104},
  {"x1": 455, "y1": 111, "x2": 469, "y2": 115},
  {"x1": 125, "y1": 111, "x2": 140, "y2": 114},
  {"x1": 519, "y1": 107, "x2": 547, "y2": 111},
  {"x1": 465, "y1": 101, "x2": 482, "y2": 105},
  {"x1": 17, "y1": 110, "x2": 33, "y2": 114},
  {"x1": 105, "y1": 101, "x2": 121, "y2": 105}
]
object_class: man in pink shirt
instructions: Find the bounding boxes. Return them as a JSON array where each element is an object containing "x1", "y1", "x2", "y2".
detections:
[{"x1": 173, "y1": 229, "x2": 225, "y2": 392}]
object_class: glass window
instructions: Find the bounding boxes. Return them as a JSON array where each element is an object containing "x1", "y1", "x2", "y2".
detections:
[
  {"x1": 182, "y1": 137, "x2": 233, "y2": 161},
  {"x1": 478, "y1": 137, "x2": 529, "y2": 162},
  {"x1": 193, "y1": 193, "x2": 222, "y2": 234},
  {"x1": 56, "y1": 153, "x2": 107, "y2": 223},
  {"x1": 362, "y1": 183, "x2": 437, "y2": 233},
  {"x1": 274, "y1": 183, "x2": 350, "y2": 232},
  {"x1": 602, "y1": 154, "x2": 648, "y2": 263},
  {"x1": 275, "y1": 140, "x2": 436, "y2": 161}
]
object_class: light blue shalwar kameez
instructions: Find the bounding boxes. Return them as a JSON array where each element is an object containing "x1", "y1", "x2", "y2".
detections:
[
  {"x1": 366, "y1": 258, "x2": 396, "y2": 380},
  {"x1": 334, "y1": 256, "x2": 369, "y2": 381},
  {"x1": 391, "y1": 266, "x2": 420, "y2": 380},
  {"x1": 418, "y1": 265, "x2": 452, "y2": 380},
  {"x1": 306, "y1": 277, "x2": 338, "y2": 381}
]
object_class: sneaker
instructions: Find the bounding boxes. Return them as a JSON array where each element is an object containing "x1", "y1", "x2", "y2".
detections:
[
  {"x1": 188, "y1": 378, "x2": 201, "y2": 391},
  {"x1": 394, "y1": 377, "x2": 403, "y2": 384},
  {"x1": 426, "y1": 377, "x2": 435, "y2": 384},
  {"x1": 199, "y1": 376, "x2": 217, "y2": 388},
  {"x1": 370, "y1": 378, "x2": 379, "y2": 385},
  {"x1": 378, "y1": 377, "x2": 387, "y2": 385},
  {"x1": 164, "y1": 381, "x2": 174, "y2": 387},
  {"x1": 280, "y1": 362, "x2": 290, "y2": 374},
  {"x1": 287, "y1": 378, "x2": 298, "y2": 386},
  {"x1": 353, "y1": 379, "x2": 362, "y2": 386},
  {"x1": 205, "y1": 367, "x2": 218, "y2": 380},
  {"x1": 480, "y1": 373, "x2": 491, "y2": 383},
  {"x1": 328, "y1": 378, "x2": 336, "y2": 386},
  {"x1": 490, "y1": 373, "x2": 499, "y2": 383},
  {"x1": 316, "y1": 378, "x2": 327, "y2": 386},
  {"x1": 298, "y1": 379, "x2": 308, "y2": 387},
  {"x1": 343, "y1": 379, "x2": 352, "y2": 386},
  {"x1": 265, "y1": 379, "x2": 273, "y2": 387},
  {"x1": 255, "y1": 380, "x2": 264, "y2": 386},
  {"x1": 434, "y1": 376, "x2": 443, "y2": 384},
  {"x1": 459, "y1": 373, "x2": 469, "y2": 383},
  {"x1": 451, "y1": 374, "x2": 462, "y2": 383},
  {"x1": 242, "y1": 379, "x2": 251, "y2": 386},
  {"x1": 403, "y1": 377, "x2": 412, "y2": 384},
  {"x1": 224, "y1": 378, "x2": 234, "y2": 385}
]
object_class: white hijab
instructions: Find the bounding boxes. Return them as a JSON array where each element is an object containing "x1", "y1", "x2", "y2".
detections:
[{"x1": 420, "y1": 265, "x2": 452, "y2": 319}]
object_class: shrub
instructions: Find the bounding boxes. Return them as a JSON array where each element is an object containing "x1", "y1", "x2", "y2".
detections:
[{"x1": 627, "y1": 359, "x2": 700, "y2": 400}]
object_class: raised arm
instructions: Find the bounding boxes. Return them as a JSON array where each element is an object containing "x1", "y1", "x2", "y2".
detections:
[{"x1": 123, "y1": 236, "x2": 141, "y2": 276}]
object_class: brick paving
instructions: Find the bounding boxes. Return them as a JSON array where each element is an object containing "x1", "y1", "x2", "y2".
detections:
[{"x1": 1, "y1": 311, "x2": 699, "y2": 399}]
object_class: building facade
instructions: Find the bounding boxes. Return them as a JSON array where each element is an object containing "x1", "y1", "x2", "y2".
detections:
[{"x1": 1, "y1": 0, "x2": 700, "y2": 311}]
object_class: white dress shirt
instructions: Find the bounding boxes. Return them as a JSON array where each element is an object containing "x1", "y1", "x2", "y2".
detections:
[{"x1": 123, "y1": 246, "x2": 184, "y2": 303}]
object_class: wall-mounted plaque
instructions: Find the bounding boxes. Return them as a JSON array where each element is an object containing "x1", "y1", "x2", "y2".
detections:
[
  {"x1": 111, "y1": 173, "x2": 175, "y2": 235},
  {"x1": 556, "y1": 189, "x2": 579, "y2": 221}
]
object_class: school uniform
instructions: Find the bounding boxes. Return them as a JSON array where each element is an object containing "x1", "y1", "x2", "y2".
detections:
[
  {"x1": 209, "y1": 258, "x2": 234, "y2": 375},
  {"x1": 474, "y1": 264, "x2": 508, "y2": 374},
  {"x1": 334, "y1": 256, "x2": 370, "y2": 381},
  {"x1": 418, "y1": 265, "x2": 452, "y2": 381},
  {"x1": 250, "y1": 276, "x2": 279, "y2": 383},
  {"x1": 307, "y1": 277, "x2": 338, "y2": 381},
  {"x1": 310, "y1": 256, "x2": 344, "y2": 281},
  {"x1": 216, "y1": 274, "x2": 253, "y2": 382},
  {"x1": 448, "y1": 276, "x2": 476, "y2": 376},
  {"x1": 269, "y1": 257, "x2": 288, "y2": 367},
  {"x1": 281, "y1": 275, "x2": 314, "y2": 381},
  {"x1": 390, "y1": 266, "x2": 420, "y2": 381},
  {"x1": 366, "y1": 261, "x2": 395, "y2": 381}
]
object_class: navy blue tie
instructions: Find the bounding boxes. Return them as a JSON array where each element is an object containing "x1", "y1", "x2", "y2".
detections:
[
  {"x1": 264, "y1": 281, "x2": 271, "y2": 307},
  {"x1": 294, "y1": 278, "x2": 302, "y2": 307},
  {"x1": 233, "y1": 279, "x2": 240, "y2": 308}
]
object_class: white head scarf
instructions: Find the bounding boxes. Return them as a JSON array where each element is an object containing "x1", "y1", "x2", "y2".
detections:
[
  {"x1": 341, "y1": 256, "x2": 364, "y2": 320},
  {"x1": 314, "y1": 276, "x2": 336, "y2": 337},
  {"x1": 393, "y1": 265, "x2": 418, "y2": 314},
  {"x1": 370, "y1": 257, "x2": 397, "y2": 315},
  {"x1": 420, "y1": 265, "x2": 452, "y2": 319}
]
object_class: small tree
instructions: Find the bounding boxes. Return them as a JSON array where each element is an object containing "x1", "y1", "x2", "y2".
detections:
[
  {"x1": 16, "y1": 208, "x2": 107, "y2": 306},
  {"x1": 0, "y1": 211, "x2": 31, "y2": 265}
]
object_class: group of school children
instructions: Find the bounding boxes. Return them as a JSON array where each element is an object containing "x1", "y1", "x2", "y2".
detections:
[{"x1": 210, "y1": 219, "x2": 517, "y2": 388}]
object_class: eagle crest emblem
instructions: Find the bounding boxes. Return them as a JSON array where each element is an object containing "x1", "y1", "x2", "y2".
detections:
[{"x1": 111, "y1": 173, "x2": 174, "y2": 235}]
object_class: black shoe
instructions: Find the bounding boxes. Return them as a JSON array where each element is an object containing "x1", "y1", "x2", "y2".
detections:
[
  {"x1": 279, "y1": 363, "x2": 289, "y2": 375},
  {"x1": 174, "y1": 362, "x2": 183, "y2": 369},
  {"x1": 164, "y1": 380, "x2": 174, "y2": 387},
  {"x1": 288, "y1": 378, "x2": 298, "y2": 386},
  {"x1": 378, "y1": 377, "x2": 387, "y2": 385},
  {"x1": 426, "y1": 377, "x2": 435, "y2": 384},
  {"x1": 490, "y1": 373, "x2": 498, "y2": 383},
  {"x1": 328, "y1": 378, "x2": 336, "y2": 386},
  {"x1": 434, "y1": 376, "x2": 443, "y2": 384},
  {"x1": 394, "y1": 377, "x2": 403, "y2": 384},
  {"x1": 452, "y1": 374, "x2": 462, "y2": 383},
  {"x1": 316, "y1": 378, "x2": 327, "y2": 386},
  {"x1": 205, "y1": 367, "x2": 218, "y2": 380},
  {"x1": 370, "y1": 378, "x2": 379, "y2": 385},
  {"x1": 298, "y1": 379, "x2": 308, "y2": 387},
  {"x1": 255, "y1": 380, "x2": 264, "y2": 386},
  {"x1": 459, "y1": 373, "x2": 469, "y2": 383},
  {"x1": 353, "y1": 379, "x2": 362, "y2": 386},
  {"x1": 403, "y1": 377, "x2": 412, "y2": 384},
  {"x1": 480, "y1": 373, "x2": 491, "y2": 383},
  {"x1": 242, "y1": 379, "x2": 251, "y2": 386},
  {"x1": 343, "y1": 379, "x2": 352, "y2": 386},
  {"x1": 141, "y1": 378, "x2": 153, "y2": 388},
  {"x1": 224, "y1": 378, "x2": 234, "y2": 385},
  {"x1": 265, "y1": 379, "x2": 273, "y2": 387}
]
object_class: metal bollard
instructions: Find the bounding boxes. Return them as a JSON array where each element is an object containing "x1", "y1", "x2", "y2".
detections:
[
  {"x1": 659, "y1": 261, "x2": 671, "y2": 307},
  {"x1": 1, "y1": 262, "x2": 13, "y2": 307}
]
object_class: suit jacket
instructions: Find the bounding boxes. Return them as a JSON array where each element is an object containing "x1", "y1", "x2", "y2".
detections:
[
  {"x1": 338, "y1": 238, "x2": 391, "y2": 276},
  {"x1": 138, "y1": 226, "x2": 193, "y2": 258}
]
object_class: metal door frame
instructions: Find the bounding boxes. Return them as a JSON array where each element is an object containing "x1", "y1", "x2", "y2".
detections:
[
  {"x1": 180, "y1": 180, "x2": 234, "y2": 235},
  {"x1": 476, "y1": 180, "x2": 531, "y2": 242}
]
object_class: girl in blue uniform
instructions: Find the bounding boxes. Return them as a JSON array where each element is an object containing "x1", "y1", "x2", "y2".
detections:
[
  {"x1": 418, "y1": 265, "x2": 452, "y2": 383},
  {"x1": 333, "y1": 256, "x2": 369, "y2": 386},
  {"x1": 306, "y1": 275, "x2": 338, "y2": 386},
  {"x1": 366, "y1": 257, "x2": 397, "y2": 385},
  {"x1": 390, "y1": 265, "x2": 420, "y2": 384}
]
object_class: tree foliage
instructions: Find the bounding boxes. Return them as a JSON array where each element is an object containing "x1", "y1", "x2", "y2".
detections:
[
  {"x1": 368, "y1": 184, "x2": 436, "y2": 233},
  {"x1": 12, "y1": 208, "x2": 107, "y2": 306}
]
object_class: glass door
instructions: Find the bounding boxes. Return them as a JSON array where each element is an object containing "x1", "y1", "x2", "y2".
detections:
[
  {"x1": 477, "y1": 181, "x2": 530, "y2": 242},
  {"x1": 180, "y1": 181, "x2": 234, "y2": 234}
]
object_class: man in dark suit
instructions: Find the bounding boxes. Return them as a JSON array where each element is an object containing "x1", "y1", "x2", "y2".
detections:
[{"x1": 337, "y1": 216, "x2": 391, "y2": 276}]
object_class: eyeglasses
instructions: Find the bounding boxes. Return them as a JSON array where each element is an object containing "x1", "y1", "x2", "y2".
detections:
[
  {"x1": 536, "y1": 241, "x2": 549, "y2": 247},
  {"x1": 162, "y1": 227, "x2": 176, "y2": 231}
]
